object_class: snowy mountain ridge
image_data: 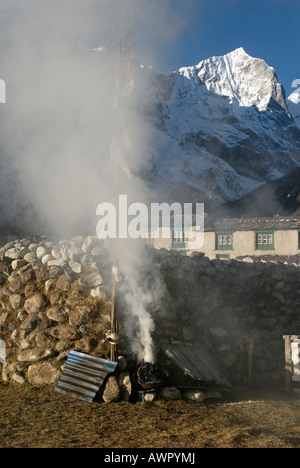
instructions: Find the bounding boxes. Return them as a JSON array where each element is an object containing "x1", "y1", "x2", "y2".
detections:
[
  {"x1": 179, "y1": 47, "x2": 288, "y2": 112},
  {"x1": 136, "y1": 48, "x2": 300, "y2": 206}
]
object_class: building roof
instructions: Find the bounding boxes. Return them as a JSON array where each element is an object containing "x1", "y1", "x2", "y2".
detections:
[
  {"x1": 162, "y1": 343, "x2": 231, "y2": 388},
  {"x1": 205, "y1": 216, "x2": 300, "y2": 232}
]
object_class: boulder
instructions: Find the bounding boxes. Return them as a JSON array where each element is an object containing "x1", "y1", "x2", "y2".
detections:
[
  {"x1": 67, "y1": 246, "x2": 82, "y2": 262},
  {"x1": 9, "y1": 294, "x2": 24, "y2": 310},
  {"x1": 36, "y1": 246, "x2": 48, "y2": 260},
  {"x1": 35, "y1": 267, "x2": 49, "y2": 282},
  {"x1": 182, "y1": 390, "x2": 206, "y2": 402},
  {"x1": 35, "y1": 331, "x2": 52, "y2": 348},
  {"x1": 46, "y1": 306, "x2": 67, "y2": 323},
  {"x1": 50, "y1": 324, "x2": 78, "y2": 341},
  {"x1": 20, "y1": 313, "x2": 39, "y2": 331},
  {"x1": 102, "y1": 375, "x2": 121, "y2": 403},
  {"x1": 83, "y1": 272, "x2": 103, "y2": 288},
  {"x1": 81, "y1": 236, "x2": 99, "y2": 254},
  {"x1": 18, "y1": 265, "x2": 36, "y2": 284},
  {"x1": 11, "y1": 259, "x2": 27, "y2": 271},
  {"x1": 69, "y1": 305, "x2": 92, "y2": 327},
  {"x1": 28, "y1": 363, "x2": 60, "y2": 386},
  {"x1": 41, "y1": 254, "x2": 53, "y2": 265},
  {"x1": 74, "y1": 336, "x2": 93, "y2": 354},
  {"x1": 118, "y1": 372, "x2": 132, "y2": 401},
  {"x1": 11, "y1": 329, "x2": 30, "y2": 349},
  {"x1": 17, "y1": 348, "x2": 55, "y2": 362},
  {"x1": 117, "y1": 355, "x2": 128, "y2": 372},
  {"x1": 23, "y1": 252, "x2": 38, "y2": 264},
  {"x1": 90, "y1": 286, "x2": 106, "y2": 299},
  {"x1": 79, "y1": 321, "x2": 106, "y2": 338},
  {"x1": 51, "y1": 246, "x2": 62, "y2": 260},
  {"x1": 0, "y1": 311, "x2": 9, "y2": 327},
  {"x1": 45, "y1": 279, "x2": 55, "y2": 292},
  {"x1": 24, "y1": 283, "x2": 38, "y2": 298},
  {"x1": 12, "y1": 373, "x2": 26, "y2": 385},
  {"x1": 56, "y1": 274, "x2": 71, "y2": 291},
  {"x1": 143, "y1": 392, "x2": 156, "y2": 402},
  {"x1": 24, "y1": 293, "x2": 47, "y2": 314},
  {"x1": 4, "y1": 248, "x2": 20, "y2": 260},
  {"x1": 8, "y1": 275, "x2": 22, "y2": 293},
  {"x1": 159, "y1": 387, "x2": 181, "y2": 400},
  {"x1": 68, "y1": 261, "x2": 82, "y2": 274}
]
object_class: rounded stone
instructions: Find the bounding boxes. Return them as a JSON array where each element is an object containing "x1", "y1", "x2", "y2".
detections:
[{"x1": 28, "y1": 363, "x2": 60, "y2": 386}]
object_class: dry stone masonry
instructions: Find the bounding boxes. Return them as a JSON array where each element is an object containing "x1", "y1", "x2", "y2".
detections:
[
  {"x1": 0, "y1": 235, "x2": 299, "y2": 397},
  {"x1": 0, "y1": 235, "x2": 113, "y2": 387}
]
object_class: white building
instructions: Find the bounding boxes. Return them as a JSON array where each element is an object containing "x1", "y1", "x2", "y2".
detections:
[{"x1": 148, "y1": 216, "x2": 300, "y2": 260}]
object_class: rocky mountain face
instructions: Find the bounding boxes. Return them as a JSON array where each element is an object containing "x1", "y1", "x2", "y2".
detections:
[{"x1": 137, "y1": 48, "x2": 300, "y2": 206}]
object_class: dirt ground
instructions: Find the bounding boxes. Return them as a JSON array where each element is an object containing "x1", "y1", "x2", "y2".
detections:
[{"x1": 0, "y1": 383, "x2": 300, "y2": 449}]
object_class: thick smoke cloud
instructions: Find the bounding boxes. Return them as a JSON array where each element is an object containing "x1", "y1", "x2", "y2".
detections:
[
  {"x1": 0, "y1": 0, "x2": 187, "y2": 363},
  {"x1": 0, "y1": 0, "x2": 185, "y2": 238}
]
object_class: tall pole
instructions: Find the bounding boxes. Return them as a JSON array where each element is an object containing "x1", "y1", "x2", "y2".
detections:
[
  {"x1": 110, "y1": 266, "x2": 118, "y2": 362},
  {"x1": 109, "y1": 1, "x2": 134, "y2": 362}
]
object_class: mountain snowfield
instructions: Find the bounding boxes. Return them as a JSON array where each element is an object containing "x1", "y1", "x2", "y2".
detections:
[{"x1": 137, "y1": 47, "x2": 300, "y2": 206}]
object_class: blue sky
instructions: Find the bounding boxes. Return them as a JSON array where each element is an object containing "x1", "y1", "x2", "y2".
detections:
[{"x1": 159, "y1": 0, "x2": 300, "y2": 97}]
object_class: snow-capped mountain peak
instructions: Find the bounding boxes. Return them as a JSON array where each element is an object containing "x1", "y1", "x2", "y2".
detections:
[
  {"x1": 178, "y1": 47, "x2": 287, "y2": 112},
  {"x1": 136, "y1": 48, "x2": 300, "y2": 205}
]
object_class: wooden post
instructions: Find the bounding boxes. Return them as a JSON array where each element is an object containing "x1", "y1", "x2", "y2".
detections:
[
  {"x1": 283, "y1": 335, "x2": 292, "y2": 395},
  {"x1": 247, "y1": 337, "x2": 255, "y2": 387},
  {"x1": 110, "y1": 266, "x2": 118, "y2": 363}
]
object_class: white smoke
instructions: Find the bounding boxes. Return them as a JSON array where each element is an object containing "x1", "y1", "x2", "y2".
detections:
[{"x1": 0, "y1": 0, "x2": 187, "y2": 363}]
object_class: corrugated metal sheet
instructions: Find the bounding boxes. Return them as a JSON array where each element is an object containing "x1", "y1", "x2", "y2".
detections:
[
  {"x1": 55, "y1": 351, "x2": 118, "y2": 402},
  {"x1": 0, "y1": 339, "x2": 5, "y2": 364},
  {"x1": 162, "y1": 344, "x2": 231, "y2": 388}
]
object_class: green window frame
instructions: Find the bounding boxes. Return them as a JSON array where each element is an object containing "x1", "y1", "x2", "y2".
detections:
[
  {"x1": 172, "y1": 228, "x2": 188, "y2": 249},
  {"x1": 255, "y1": 230, "x2": 274, "y2": 250},
  {"x1": 215, "y1": 231, "x2": 233, "y2": 251}
]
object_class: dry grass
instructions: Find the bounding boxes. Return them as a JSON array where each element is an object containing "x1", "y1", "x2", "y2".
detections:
[{"x1": 1, "y1": 383, "x2": 300, "y2": 448}]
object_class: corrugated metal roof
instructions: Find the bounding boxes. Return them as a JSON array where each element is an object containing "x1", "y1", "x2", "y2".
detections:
[
  {"x1": 55, "y1": 351, "x2": 118, "y2": 402},
  {"x1": 162, "y1": 344, "x2": 231, "y2": 388},
  {"x1": 207, "y1": 216, "x2": 300, "y2": 232}
]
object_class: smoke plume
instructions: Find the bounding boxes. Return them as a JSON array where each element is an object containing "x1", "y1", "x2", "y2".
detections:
[{"x1": 0, "y1": 0, "x2": 185, "y2": 363}]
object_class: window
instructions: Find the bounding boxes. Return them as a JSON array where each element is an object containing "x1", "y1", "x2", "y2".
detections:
[
  {"x1": 215, "y1": 231, "x2": 233, "y2": 250},
  {"x1": 146, "y1": 235, "x2": 154, "y2": 248},
  {"x1": 255, "y1": 230, "x2": 274, "y2": 250},
  {"x1": 172, "y1": 229, "x2": 188, "y2": 248}
]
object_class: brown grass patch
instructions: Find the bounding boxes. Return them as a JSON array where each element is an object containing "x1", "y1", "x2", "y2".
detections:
[{"x1": 0, "y1": 383, "x2": 300, "y2": 448}]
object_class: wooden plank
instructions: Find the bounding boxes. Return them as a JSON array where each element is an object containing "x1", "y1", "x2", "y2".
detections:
[
  {"x1": 247, "y1": 338, "x2": 255, "y2": 387},
  {"x1": 110, "y1": 266, "x2": 118, "y2": 363},
  {"x1": 291, "y1": 341, "x2": 300, "y2": 376},
  {"x1": 283, "y1": 335, "x2": 292, "y2": 394}
]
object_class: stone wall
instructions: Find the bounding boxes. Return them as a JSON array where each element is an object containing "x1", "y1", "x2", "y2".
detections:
[
  {"x1": 0, "y1": 235, "x2": 113, "y2": 386},
  {"x1": 146, "y1": 249, "x2": 300, "y2": 388},
  {"x1": 0, "y1": 236, "x2": 299, "y2": 393}
]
